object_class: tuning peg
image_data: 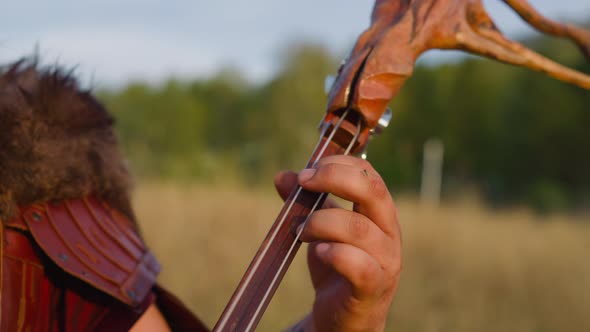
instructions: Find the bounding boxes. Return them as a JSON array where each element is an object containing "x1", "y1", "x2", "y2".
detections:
[
  {"x1": 371, "y1": 108, "x2": 393, "y2": 135},
  {"x1": 360, "y1": 108, "x2": 393, "y2": 160},
  {"x1": 324, "y1": 75, "x2": 336, "y2": 95}
]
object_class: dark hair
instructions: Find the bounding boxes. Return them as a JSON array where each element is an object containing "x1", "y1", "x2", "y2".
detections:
[{"x1": 0, "y1": 59, "x2": 135, "y2": 223}]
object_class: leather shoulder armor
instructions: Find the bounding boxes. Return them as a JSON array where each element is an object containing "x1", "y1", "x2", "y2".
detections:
[{"x1": 19, "y1": 196, "x2": 160, "y2": 307}]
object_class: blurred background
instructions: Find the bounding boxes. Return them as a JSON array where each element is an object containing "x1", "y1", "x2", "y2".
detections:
[{"x1": 2, "y1": 1, "x2": 590, "y2": 331}]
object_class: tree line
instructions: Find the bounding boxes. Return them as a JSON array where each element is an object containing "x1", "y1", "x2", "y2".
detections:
[{"x1": 99, "y1": 36, "x2": 590, "y2": 212}]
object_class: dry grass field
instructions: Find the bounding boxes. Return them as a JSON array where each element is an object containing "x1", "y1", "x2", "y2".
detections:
[{"x1": 135, "y1": 183, "x2": 590, "y2": 332}]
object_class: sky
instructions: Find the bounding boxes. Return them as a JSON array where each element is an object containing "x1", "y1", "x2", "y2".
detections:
[{"x1": 1, "y1": 0, "x2": 589, "y2": 88}]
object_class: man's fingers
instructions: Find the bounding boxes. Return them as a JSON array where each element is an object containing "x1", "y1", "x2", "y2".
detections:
[
  {"x1": 312, "y1": 155, "x2": 376, "y2": 172},
  {"x1": 313, "y1": 242, "x2": 385, "y2": 300},
  {"x1": 297, "y1": 162, "x2": 397, "y2": 237},
  {"x1": 298, "y1": 209, "x2": 393, "y2": 264}
]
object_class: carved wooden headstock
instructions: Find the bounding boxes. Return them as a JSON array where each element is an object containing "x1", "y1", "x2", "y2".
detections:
[{"x1": 327, "y1": 0, "x2": 590, "y2": 129}]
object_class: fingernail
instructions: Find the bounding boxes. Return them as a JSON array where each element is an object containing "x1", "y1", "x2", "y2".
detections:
[
  {"x1": 298, "y1": 168, "x2": 316, "y2": 183},
  {"x1": 315, "y1": 242, "x2": 331, "y2": 258}
]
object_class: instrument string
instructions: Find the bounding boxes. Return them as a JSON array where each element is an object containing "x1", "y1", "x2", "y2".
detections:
[
  {"x1": 244, "y1": 111, "x2": 363, "y2": 332},
  {"x1": 215, "y1": 109, "x2": 356, "y2": 331}
]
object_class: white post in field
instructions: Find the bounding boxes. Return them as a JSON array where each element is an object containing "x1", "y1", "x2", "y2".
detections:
[{"x1": 420, "y1": 138, "x2": 444, "y2": 207}]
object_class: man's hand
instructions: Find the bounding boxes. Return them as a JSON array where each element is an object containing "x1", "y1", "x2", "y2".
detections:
[{"x1": 274, "y1": 155, "x2": 402, "y2": 332}]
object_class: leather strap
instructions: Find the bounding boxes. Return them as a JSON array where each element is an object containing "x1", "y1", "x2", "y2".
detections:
[
  {"x1": 20, "y1": 197, "x2": 160, "y2": 307},
  {"x1": 1, "y1": 196, "x2": 205, "y2": 331}
]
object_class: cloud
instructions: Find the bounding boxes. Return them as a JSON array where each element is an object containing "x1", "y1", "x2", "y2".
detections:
[
  {"x1": 1, "y1": 25, "x2": 270, "y2": 88},
  {"x1": 1, "y1": 0, "x2": 587, "y2": 87}
]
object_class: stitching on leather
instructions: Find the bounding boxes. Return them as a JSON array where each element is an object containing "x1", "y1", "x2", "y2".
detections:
[
  {"x1": 95, "y1": 199, "x2": 144, "y2": 254},
  {"x1": 41, "y1": 206, "x2": 121, "y2": 285},
  {"x1": 29, "y1": 266, "x2": 38, "y2": 299},
  {"x1": 75, "y1": 243, "x2": 99, "y2": 264},
  {"x1": 100, "y1": 201, "x2": 144, "y2": 250},
  {"x1": 10, "y1": 198, "x2": 159, "y2": 308},
  {"x1": 90, "y1": 227, "x2": 109, "y2": 249},
  {"x1": 26, "y1": 206, "x2": 131, "y2": 306},
  {"x1": 3, "y1": 255, "x2": 44, "y2": 270},
  {"x1": 65, "y1": 201, "x2": 133, "y2": 273},
  {"x1": 17, "y1": 263, "x2": 27, "y2": 332},
  {"x1": 83, "y1": 198, "x2": 140, "y2": 259}
]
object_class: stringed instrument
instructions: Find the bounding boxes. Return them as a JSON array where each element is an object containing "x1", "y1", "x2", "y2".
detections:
[{"x1": 213, "y1": 1, "x2": 590, "y2": 331}]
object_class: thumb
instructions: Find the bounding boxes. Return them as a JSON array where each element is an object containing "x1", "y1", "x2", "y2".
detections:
[
  {"x1": 274, "y1": 171, "x2": 298, "y2": 202},
  {"x1": 273, "y1": 170, "x2": 341, "y2": 209}
]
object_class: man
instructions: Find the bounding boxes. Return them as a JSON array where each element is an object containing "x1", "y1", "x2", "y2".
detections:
[{"x1": 0, "y1": 61, "x2": 401, "y2": 332}]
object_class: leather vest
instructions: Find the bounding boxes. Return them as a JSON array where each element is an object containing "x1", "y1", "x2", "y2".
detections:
[{"x1": 0, "y1": 196, "x2": 208, "y2": 332}]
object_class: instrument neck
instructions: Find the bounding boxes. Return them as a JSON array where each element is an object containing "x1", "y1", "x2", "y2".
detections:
[{"x1": 213, "y1": 109, "x2": 366, "y2": 332}]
